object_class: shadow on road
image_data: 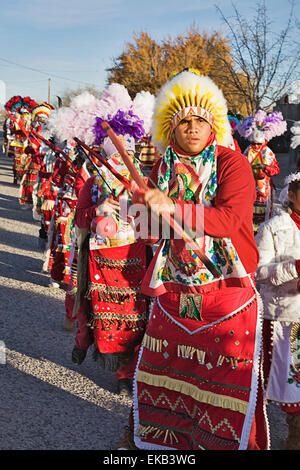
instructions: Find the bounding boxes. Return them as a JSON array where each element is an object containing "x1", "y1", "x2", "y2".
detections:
[
  {"x1": 0, "y1": 283, "x2": 119, "y2": 397},
  {"x1": 0, "y1": 250, "x2": 48, "y2": 286},
  {"x1": 0, "y1": 225, "x2": 41, "y2": 254}
]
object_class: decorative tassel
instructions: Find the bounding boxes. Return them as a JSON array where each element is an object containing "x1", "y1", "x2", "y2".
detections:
[
  {"x1": 177, "y1": 344, "x2": 197, "y2": 360},
  {"x1": 94, "y1": 256, "x2": 143, "y2": 271},
  {"x1": 86, "y1": 282, "x2": 140, "y2": 304},
  {"x1": 175, "y1": 344, "x2": 248, "y2": 371},
  {"x1": 142, "y1": 333, "x2": 162, "y2": 352},
  {"x1": 217, "y1": 355, "x2": 225, "y2": 367},
  {"x1": 230, "y1": 357, "x2": 239, "y2": 369},
  {"x1": 41, "y1": 199, "x2": 55, "y2": 211},
  {"x1": 196, "y1": 349, "x2": 206, "y2": 364},
  {"x1": 137, "y1": 425, "x2": 178, "y2": 444}
]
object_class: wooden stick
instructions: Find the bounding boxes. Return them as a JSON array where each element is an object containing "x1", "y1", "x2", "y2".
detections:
[{"x1": 74, "y1": 137, "x2": 131, "y2": 189}]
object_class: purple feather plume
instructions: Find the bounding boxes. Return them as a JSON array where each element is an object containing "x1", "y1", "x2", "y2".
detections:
[
  {"x1": 93, "y1": 108, "x2": 145, "y2": 145},
  {"x1": 237, "y1": 109, "x2": 287, "y2": 141}
]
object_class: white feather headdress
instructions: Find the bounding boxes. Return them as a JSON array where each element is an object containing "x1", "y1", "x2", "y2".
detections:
[
  {"x1": 151, "y1": 69, "x2": 232, "y2": 153},
  {"x1": 278, "y1": 171, "x2": 300, "y2": 206},
  {"x1": 291, "y1": 121, "x2": 300, "y2": 149}
]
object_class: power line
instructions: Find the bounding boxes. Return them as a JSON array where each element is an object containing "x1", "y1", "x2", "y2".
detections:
[
  {"x1": 0, "y1": 57, "x2": 99, "y2": 87},
  {"x1": 7, "y1": 78, "x2": 49, "y2": 85}
]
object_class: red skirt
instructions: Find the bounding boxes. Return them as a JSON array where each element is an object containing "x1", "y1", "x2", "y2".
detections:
[
  {"x1": 20, "y1": 161, "x2": 39, "y2": 205},
  {"x1": 133, "y1": 287, "x2": 268, "y2": 450},
  {"x1": 86, "y1": 242, "x2": 149, "y2": 361},
  {"x1": 65, "y1": 241, "x2": 79, "y2": 321},
  {"x1": 13, "y1": 148, "x2": 29, "y2": 179}
]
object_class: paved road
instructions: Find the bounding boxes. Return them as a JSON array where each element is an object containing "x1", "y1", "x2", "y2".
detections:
[{"x1": 0, "y1": 141, "x2": 292, "y2": 451}]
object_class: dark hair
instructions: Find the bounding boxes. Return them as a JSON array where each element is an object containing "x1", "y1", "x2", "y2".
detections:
[
  {"x1": 289, "y1": 179, "x2": 300, "y2": 194},
  {"x1": 287, "y1": 179, "x2": 300, "y2": 210}
]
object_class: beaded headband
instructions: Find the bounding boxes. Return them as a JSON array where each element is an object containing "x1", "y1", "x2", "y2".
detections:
[{"x1": 170, "y1": 106, "x2": 214, "y2": 131}]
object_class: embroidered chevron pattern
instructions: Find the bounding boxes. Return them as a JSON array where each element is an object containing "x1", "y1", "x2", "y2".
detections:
[
  {"x1": 140, "y1": 389, "x2": 200, "y2": 418},
  {"x1": 198, "y1": 410, "x2": 240, "y2": 442},
  {"x1": 139, "y1": 389, "x2": 240, "y2": 443}
]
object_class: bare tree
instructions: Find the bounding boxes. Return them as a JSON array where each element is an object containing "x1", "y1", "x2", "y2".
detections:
[
  {"x1": 60, "y1": 86, "x2": 100, "y2": 107},
  {"x1": 216, "y1": 0, "x2": 300, "y2": 115}
]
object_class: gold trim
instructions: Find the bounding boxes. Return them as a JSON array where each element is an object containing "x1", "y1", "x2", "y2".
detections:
[
  {"x1": 87, "y1": 282, "x2": 141, "y2": 303},
  {"x1": 136, "y1": 370, "x2": 248, "y2": 415},
  {"x1": 94, "y1": 256, "x2": 142, "y2": 269},
  {"x1": 142, "y1": 333, "x2": 163, "y2": 352},
  {"x1": 91, "y1": 311, "x2": 147, "y2": 322}
]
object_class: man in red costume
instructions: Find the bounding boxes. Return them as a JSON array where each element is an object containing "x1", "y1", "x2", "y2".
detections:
[
  {"x1": 237, "y1": 110, "x2": 286, "y2": 234},
  {"x1": 70, "y1": 86, "x2": 152, "y2": 397},
  {"x1": 116, "y1": 70, "x2": 269, "y2": 450}
]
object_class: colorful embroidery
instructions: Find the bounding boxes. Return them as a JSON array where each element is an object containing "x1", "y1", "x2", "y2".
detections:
[
  {"x1": 288, "y1": 365, "x2": 300, "y2": 387},
  {"x1": 179, "y1": 294, "x2": 203, "y2": 320},
  {"x1": 148, "y1": 142, "x2": 249, "y2": 292}
]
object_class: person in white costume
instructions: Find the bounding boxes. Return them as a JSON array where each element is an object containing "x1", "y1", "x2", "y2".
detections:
[{"x1": 255, "y1": 171, "x2": 300, "y2": 450}]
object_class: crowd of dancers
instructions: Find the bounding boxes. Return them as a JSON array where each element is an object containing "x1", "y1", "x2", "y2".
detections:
[{"x1": 2, "y1": 71, "x2": 300, "y2": 451}]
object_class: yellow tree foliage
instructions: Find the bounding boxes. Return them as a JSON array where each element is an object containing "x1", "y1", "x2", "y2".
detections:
[{"x1": 107, "y1": 27, "x2": 248, "y2": 115}]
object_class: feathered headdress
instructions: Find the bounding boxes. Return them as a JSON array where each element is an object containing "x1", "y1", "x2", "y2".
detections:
[
  {"x1": 32, "y1": 102, "x2": 54, "y2": 121},
  {"x1": 228, "y1": 113, "x2": 242, "y2": 132},
  {"x1": 151, "y1": 69, "x2": 232, "y2": 153},
  {"x1": 47, "y1": 84, "x2": 147, "y2": 152},
  {"x1": 237, "y1": 110, "x2": 287, "y2": 142},
  {"x1": 278, "y1": 171, "x2": 300, "y2": 207},
  {"x1": 290, "y1": 121, "x2": 300, "y2": 149},
  {"x1": 47, "y1": 91, "x2": 102, "y2": 146},
  {"x1": 132, "y1": 90, "x2": 155, "y2": 136},
  {"x1": 5, "y1": 95, "x2": 37, "y2": 114},
  {"x1": 131, "y1": 90, "x2": 160, "y2": 166},
  {"x1": 92, "y1": 83, "x2": 145, "y2": 146}
]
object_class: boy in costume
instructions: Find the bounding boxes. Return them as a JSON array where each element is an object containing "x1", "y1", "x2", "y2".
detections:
[
  {"x1": 4, "y1": 96, "x2": 35, "y2": 185},
  {"x1": 237, "y1": 110, "x2": 286, "y2": 233},
  {"x1": 19, "y1": 102, "x2": 54, "y2": 209},
  {"x1": 256, "y1": 171, "x2": 300, "y2": 450},
  {"x1": 71, "y1": 84, "x2": 152, "y2": 396},
  {"x1": 117, "y1": 69, "x2": 269, "y2": 450}
]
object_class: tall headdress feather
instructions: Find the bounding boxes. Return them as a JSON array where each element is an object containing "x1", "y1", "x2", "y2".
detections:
[{"x1": 151, "y1": 69, "x2": 232, "y2": 153}]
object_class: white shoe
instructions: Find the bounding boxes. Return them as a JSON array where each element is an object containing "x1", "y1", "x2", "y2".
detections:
[
  {"x1": 20, "y1": 203, "x2": 32, "y2": 210},
  {"x1": 49, "y1": 279, "x2": 60, "y2": 288}
]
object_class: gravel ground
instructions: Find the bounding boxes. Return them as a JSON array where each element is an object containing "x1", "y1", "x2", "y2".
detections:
[
  {"x1": 0, "y1": 138, "x2": 289, "y2": 452},
  {"x1": 0, "y1": 141, "x2": 131, "y2": 451}
]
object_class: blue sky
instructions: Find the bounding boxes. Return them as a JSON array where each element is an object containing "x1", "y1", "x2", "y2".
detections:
[{"x1": 0, "y1": 0, "x2": 299, "y2": 106}]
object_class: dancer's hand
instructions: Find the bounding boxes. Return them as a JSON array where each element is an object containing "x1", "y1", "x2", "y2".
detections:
[
  {"x1": 143, "y1": 189, "x2": 175, "y2": 215},
  {"x1": 96, "y1": 197, "x2": 119, "y2": 216}
]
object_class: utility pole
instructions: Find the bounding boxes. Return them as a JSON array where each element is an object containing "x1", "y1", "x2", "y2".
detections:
[{"x1": 48, "y1": 78, "x2": 51, "y2": 104}]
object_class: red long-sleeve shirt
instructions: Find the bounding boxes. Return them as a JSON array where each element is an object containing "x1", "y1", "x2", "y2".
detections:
[{"x1": 74, "y1": 165, "x2": 90, "y2": 198}]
